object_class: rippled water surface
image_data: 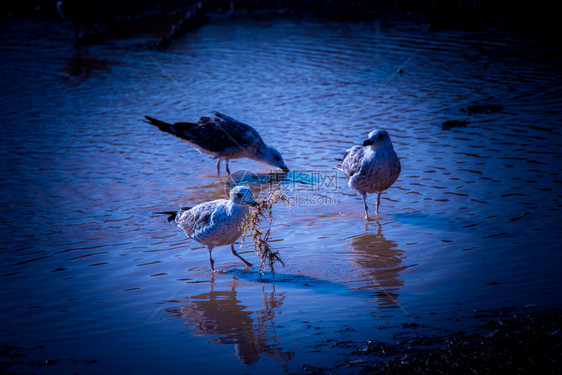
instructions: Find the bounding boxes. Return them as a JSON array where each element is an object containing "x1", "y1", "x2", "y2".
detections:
[{"x1": 1, "y1": 16, "x2": 561, "y2": 373}]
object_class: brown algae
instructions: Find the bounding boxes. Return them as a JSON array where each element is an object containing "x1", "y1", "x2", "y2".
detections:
[{"x1": 240, "y1": 187, "x2": 289, "y2": 274}]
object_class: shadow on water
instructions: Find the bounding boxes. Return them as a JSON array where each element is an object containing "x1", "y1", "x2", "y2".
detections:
[
  {"x1": 225, "y1": 268, "x2": 366, "y2": 298},
  {"x1": 165, "y1": 277, "x2": 294, "y2": 366}
]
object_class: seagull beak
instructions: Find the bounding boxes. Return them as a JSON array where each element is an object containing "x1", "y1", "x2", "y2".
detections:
[
  {"x1": 281, "y1": 166, "x2": 290, "y2": 173},
  {"x1": 362, "y1": 139, "x2": 373, "y2": 146},
  {"x1": 250, "y1": 200, "x2": 259, "y2": 207}
]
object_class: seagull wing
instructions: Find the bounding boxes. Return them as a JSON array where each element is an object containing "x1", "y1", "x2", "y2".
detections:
[
  {"x1": 176, "y1": 200, "x2": 222, "y2": 238},
  {"x1": 211, "y1": 111, "x2": 264, "y2": 146},
  {"x1": 173, "y1": 112, "x2": 264, "y2": 154},
  {"x1": 341, "y1": 145, "x2": 365, "y2": 179}
]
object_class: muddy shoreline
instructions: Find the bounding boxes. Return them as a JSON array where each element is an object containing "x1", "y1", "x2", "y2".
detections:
[
  {"x1": 2, "y1": 0, "x2": 559, "y2": 50},
  {"x1": 348, "y1": 307, "x2": 562, "y2": 374},
  {"x1": 294, "y1": 306, "x2": 562, "y2": 374}
]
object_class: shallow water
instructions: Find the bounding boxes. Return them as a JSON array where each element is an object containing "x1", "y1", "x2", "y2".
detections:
[{"x1": 1, "y1": 16, "x2": 561, "y2": 373}]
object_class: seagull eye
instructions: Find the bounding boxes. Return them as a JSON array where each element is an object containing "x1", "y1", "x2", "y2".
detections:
[
  {"x1": 377, "y1": 133, "x2": 384, "y2": 140},
  {"x1": 275, "y1": 156, "x2": 281, "y2": 161}
]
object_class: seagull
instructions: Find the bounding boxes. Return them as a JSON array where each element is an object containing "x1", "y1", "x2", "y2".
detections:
[
  {"x1": 340, "y1": 130, "x2": 401, "y2": 219},
  {"x1": 144, "y1": 112, "x2": 289, "y2": 175},
  {"x1": 157, "y1": 186, "x2": 258, "y2": 272}
]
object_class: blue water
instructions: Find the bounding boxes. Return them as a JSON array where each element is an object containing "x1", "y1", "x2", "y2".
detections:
[{"x1": 1, "y1": 15, "x2": 561, "y2": 374}]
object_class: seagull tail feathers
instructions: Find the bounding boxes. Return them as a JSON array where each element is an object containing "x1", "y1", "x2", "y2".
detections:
[
  {"x1": 154, "y1": 207, "x2": 192, "y2": 222},
  {"x1": 144, "y1": 116, "x2": 173, "y2": 133},
  {"x1": 335, "y1": 156, "x2": 345, "y2": 172}
]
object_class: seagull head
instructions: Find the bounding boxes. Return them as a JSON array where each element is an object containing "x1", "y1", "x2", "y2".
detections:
[
  {"x1": 230, "y1": 186, "x2": 259, "y2": 207},
  {"x1": 261, "y1": 146, "x2": 290, "y2": 173},
  {"x1": 362, "y1": 129, "x2": 394, "y2": 150}
]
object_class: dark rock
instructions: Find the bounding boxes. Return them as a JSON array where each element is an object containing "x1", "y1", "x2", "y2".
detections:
[
  {"x1": 442, "y1": 119, "x2": 470, "y2": 130},
  {"x1": 463, "y1": 104, "x2": 503, "y2": 115}
]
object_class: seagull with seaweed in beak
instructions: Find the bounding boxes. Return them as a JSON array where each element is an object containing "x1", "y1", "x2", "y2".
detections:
[
  {"x1": 144, "y1": 112, "x2": 289, "y2": 175},
  {"x1": 156, "y1": 186, "x2": 259, "y2": 272},
  {"x1": 340, "y1": 129, "x2": 401, "y2": 219}
]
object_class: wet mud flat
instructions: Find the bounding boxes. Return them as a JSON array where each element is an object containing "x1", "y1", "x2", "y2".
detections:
[{"x1": 304, "y1": 307, "x2": 562, "y2": 374}]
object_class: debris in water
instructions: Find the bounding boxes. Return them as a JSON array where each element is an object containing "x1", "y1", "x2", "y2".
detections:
[
  {"x1": 463, "y1": 104, "x2": 503, "y2": 115},
  {"x1": 442, "y1": 119, "x2": 470, "y2": 130}
]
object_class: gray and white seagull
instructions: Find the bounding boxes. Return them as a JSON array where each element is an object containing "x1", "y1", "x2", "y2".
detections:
[
  {"x1": 157, "y1": 186, "x2": 258, "y2": 272},
  {"x1": 340, "y1": 129, "x2": 401, "y2": 219},
  {"x1": 144, "y1": 112, "x2": 289, "y2": 175}
]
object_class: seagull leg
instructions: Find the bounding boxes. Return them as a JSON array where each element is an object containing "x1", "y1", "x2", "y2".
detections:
[
  {"x1": 207, "y1": 245, "x2": 215, "y2": 272},
  {"x1": 225, "y1": 159, "x2": 231, "y2": 175},
  {"x1": 361, "y1": 192, "x2": 369, "y2": 220},
  {"x1": 216, "y1": 159, "x2": 221, "y2": 176},
  {"x1": 376, "y1": 192, "x2": 381, "y2": 216},
  {"x1": 230, "y1": 244, "x2": 252, "y2": 267}
]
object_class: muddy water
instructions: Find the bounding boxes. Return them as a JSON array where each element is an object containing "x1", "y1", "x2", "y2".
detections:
[{"x1": 1, "y1": 16, "x2": 561, "y2": 373}]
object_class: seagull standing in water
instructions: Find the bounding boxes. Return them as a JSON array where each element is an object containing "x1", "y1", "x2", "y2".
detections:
[
  {"x1": 340, "y1": 130, "x2": 401, "y2": 219},
  {"x1": 158, "y1": 186, "x2": 257, "y2": 272},
  {"x1": 144, "y1": 112, "x2": 289, "y2": 175}
]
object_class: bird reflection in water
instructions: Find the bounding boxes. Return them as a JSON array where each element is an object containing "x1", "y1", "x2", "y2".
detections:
[
  {"x1": 64, "y1": 53, "x2": 112, "y2": 80},
  {"x1": 349, "y1": 220, "x2": 410, "y2": 308},
  {"x1": 166, "y1": 276, "x2": 293, "y2": 366}
]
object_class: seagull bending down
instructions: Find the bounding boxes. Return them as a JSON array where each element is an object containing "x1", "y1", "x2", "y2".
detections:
[
  {"x1": 158, "y1": 186, "x2": 258, "y2": 272},
  {"x1": 340, "y1": 130, "x2": 401, "y2": 219},
  {"x1": 144, "y1": 112, "x2": 289, "y2": 175}
]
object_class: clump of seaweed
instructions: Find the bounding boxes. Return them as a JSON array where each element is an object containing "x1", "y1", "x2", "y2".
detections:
[{"x1": 240, "y1": 186, "x2": 289, "y2": 274}]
